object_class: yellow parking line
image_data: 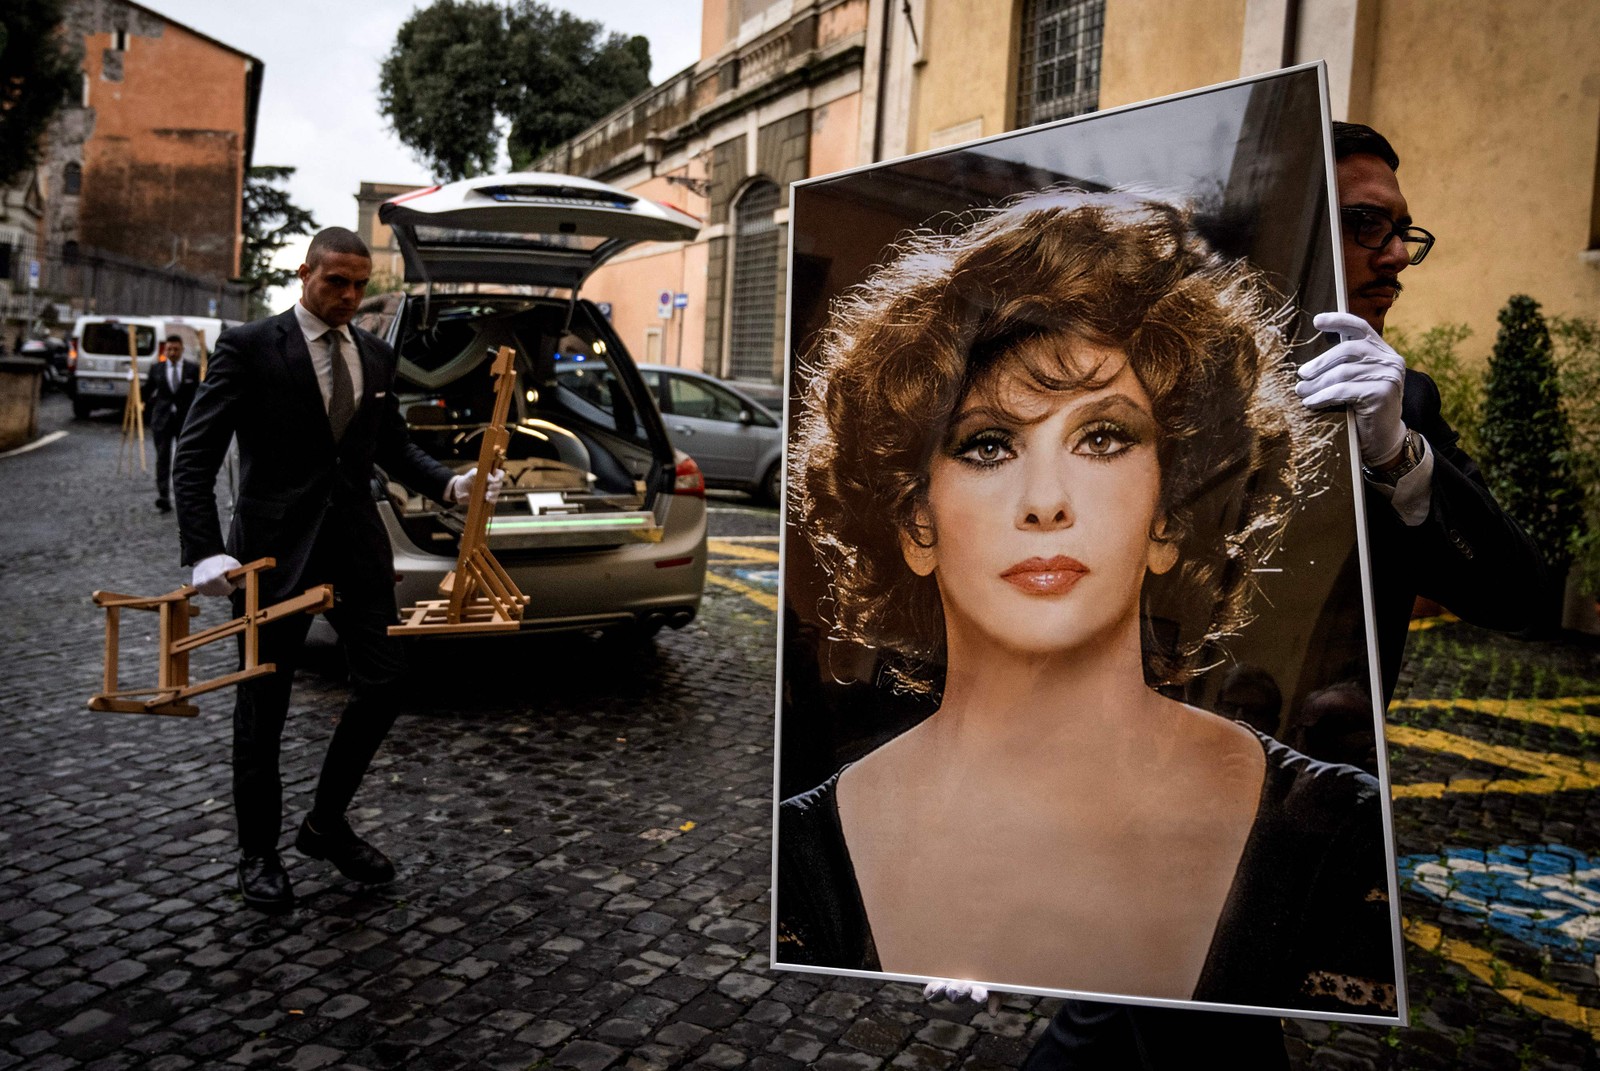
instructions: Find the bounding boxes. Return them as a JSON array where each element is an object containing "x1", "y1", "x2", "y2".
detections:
[
  {"x1": 1403, "y1": 918, "x2": 1600, "y2": 1037},
  {"x1": 1394, "y1": 696, "x2": 1600, "y2": 735},
  {"x1": 705, "y1": 571, "x2": 778, "y2": 612},
  {"x1": 707, "y1": 539, "x2": 780, "y2": 564},
  {"x1": 1387, "y1": 724, "x2": 1600, "y2": 798}
]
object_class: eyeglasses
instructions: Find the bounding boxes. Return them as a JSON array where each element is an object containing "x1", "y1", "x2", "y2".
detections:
[{"x1": 1340, "y1": 207, "x2": 1435, "y2": 265}]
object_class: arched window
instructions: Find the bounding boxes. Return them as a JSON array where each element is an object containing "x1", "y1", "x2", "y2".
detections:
[
  {"x1": 727, "y1": 180, "x2": 781, "y2": 382},
  {"x1": 1016, "y1": 0, "x2": 1105, "y2": 127},
  {"x1": 64, "y1": 163, "x2": 82, "y2": 196}
]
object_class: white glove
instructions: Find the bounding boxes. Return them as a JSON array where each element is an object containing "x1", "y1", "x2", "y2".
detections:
[
  {"x1": 1296, "y1": 311, "x2": 1407, "y2": 468},
  {"x1": 447, "y1": 466, "x2": 505, "y2": 506},
  {"x1": 192, "y1": 553, "x2": 243, "y2": 597},
  {"x1": 923, "y1": 980, "x2": 1000, "y2": 1015}
]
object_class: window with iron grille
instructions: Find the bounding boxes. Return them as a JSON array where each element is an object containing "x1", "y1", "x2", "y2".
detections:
[
  {"x1": 727, "y1": 181, "x2": 781, "y2": 382},
  {"x1": 1016, "y1": 0, "x2": 1105, "y2": 127}
]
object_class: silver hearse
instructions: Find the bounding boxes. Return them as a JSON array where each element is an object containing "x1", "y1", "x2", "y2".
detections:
[{"x1": 361, "y1": 173, "x2": 707, "y2": 641}]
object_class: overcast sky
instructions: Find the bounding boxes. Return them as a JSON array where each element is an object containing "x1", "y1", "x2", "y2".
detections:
[{"x1": 143, "y1": 0, "x2": 703, "y2": 308}]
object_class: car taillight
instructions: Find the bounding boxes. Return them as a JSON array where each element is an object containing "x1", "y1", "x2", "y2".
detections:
[
  {"x1": 67, "y1": 339, "x2": 78, "y2": 370},
  {"x1": 673, "y1": 454, "x2": 705, "y2": 497}
]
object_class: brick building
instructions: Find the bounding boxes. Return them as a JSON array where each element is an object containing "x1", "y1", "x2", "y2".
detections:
[{"x1": 8, "y1": 0, "x2": 262, "y2": 332}]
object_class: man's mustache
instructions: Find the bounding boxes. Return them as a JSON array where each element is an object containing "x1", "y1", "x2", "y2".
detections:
[{"x1": 1357, "y1": 276, "x2": 1403, "y2": 296}]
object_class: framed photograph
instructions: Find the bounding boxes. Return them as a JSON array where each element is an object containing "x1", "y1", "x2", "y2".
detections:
[{"x1": 771, "y1": 63, "x2": 1407, "y2": 1023}]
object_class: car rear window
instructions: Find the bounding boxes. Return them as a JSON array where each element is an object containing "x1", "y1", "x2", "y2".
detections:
[
  {"x1": 80, "y1": 323, "x2": 155, "y2": 356},
  {"x1": 400, "y1": 300, "x2": 659, "y2": 458}
]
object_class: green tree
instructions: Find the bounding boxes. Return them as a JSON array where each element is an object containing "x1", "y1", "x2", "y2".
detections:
[
  {"x1": 1550, "y1": 315, "x2": 1600, "y2": 591},
  {"x1": 0, "y1": 0, "x2": 82, "y2": 188},
  {"x1": 1389, "y1": 322, "x2": 1481, "y2": 459},
  {"x1": 239, "y1": 165, "x2": 316, "y2": 319},
  {"x1": 378, "y1": 0, "x2": 652, "y2": 181},
  {"x1": 1480, "y1": 295, "x2": 1583, "y2": 588}
]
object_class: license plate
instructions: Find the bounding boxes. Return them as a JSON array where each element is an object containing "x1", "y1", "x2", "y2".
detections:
[{"x1": 78, "y1": 379, "x2": 119, "y2": 394}]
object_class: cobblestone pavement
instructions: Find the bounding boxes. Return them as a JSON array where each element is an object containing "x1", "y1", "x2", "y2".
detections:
[{"x1": 3, "y1": 393, "x2": 1599, "y2": 1069}]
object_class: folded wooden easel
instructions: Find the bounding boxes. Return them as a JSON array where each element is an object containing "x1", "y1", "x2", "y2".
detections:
[
  {"x1": 391, "y1": 345, "x2": 529, "y2": 636},
  {"x1": 118, "y1": 325, "x2": 147, "y2": 475},
  {"x1": 88, "y1": 558, "x2": 333, "y2": 717}
]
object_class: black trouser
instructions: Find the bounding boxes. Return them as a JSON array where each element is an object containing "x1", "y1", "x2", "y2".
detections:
[
  {"x1": 1022, "y1": 1001, "x2": 1288, "y2": 1071},
  {"x1": 154, "y1": 424, "x2": 177, "y2": 502},
  {"x1": 231, "y1": 578, "x2": 405, "y2": 854}
]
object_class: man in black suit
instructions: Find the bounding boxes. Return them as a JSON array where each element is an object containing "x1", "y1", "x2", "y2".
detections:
[
  {"x1": 1298, "y1": 122, "x2": 1545, "y2": 702},
  {"x1": 145, "y1": 334, "x2": 199, "y2": 512},
  {"x1": 174, "y1": 227, "x2": 501, "y2": 912},
  {"x1": 1017, "y1": 123, "x2": 1546, "y2": 1068}
]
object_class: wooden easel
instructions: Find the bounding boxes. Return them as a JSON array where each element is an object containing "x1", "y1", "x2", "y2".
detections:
[
  {"x1": 391, "y1": 345, "x2": 529, "y2": 636},
  {"x1": 89, "y1": 557, "x2": 333, "y2": 717},
  {"x1": 118, "y1": 324, "x2": 148, "y2": 474}
]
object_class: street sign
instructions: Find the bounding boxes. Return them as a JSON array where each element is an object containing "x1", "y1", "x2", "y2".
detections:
[
  {"x1": 207, "y1": 298, "x2": 218, "y2": 317},
  {"x1": 657, "y1": 289, "x2": 672, "y2": 320},
  {"x1": 673, "y1": 292, "x2": 688, "y2": 309},
  {"x1": 27, "y1": 260, "x2": 40, "y2": 290},
  {"x1": 596, "y1": 302, "x2": 613, "y2": 320}
]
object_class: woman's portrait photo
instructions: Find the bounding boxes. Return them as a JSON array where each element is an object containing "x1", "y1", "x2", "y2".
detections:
[{"x1": 772, "y1": 68, "x2": 1405, "y2": 1023}]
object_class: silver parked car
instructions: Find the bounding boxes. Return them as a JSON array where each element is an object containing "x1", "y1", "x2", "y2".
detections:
[
  {"x1": 361, "y1": 172, "x2": 708, "y2": 641},
  {"x1": 634, "y1": 365, "x2": 782, "y2": 504}
]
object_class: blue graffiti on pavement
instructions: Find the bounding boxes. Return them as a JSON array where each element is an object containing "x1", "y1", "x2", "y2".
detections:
[{"x1": 1400, "y1": 844, "x2": 1600, "y2": 958}]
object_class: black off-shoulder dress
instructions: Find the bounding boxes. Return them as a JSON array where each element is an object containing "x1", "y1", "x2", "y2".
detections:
[{"x1": 776, "y1": 726, "x2": 1396, "y2": 1015}]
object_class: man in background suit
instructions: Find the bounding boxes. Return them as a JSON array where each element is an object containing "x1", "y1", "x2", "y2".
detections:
[
  {"x1": 146, "y1": 334, "x2": 199, "y2": 513},
  {"x1": 174, "y1": 227, "x2": 501, "y2": 912}
]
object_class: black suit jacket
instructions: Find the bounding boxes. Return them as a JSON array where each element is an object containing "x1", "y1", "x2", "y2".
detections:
[
  {"x1": 1367, "y1": 370, "x2": 1547, "y2": 701},
  {"x1": 173, "y1": 307, "x2": 455, "y2": 604},
  {"x1": 143, "y1": 357, "x2": 199, "y2": 439}
]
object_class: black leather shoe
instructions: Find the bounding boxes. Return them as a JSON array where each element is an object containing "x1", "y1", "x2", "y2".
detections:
[
  {"x1": 155, "y1": 498, "x2": 171, "y2": 513},
  {"x1": 294, "y1": 816, "x2": 396, "y2": 884},
  {"x1": 237, "y1": 851, "x2": 294, "y2": 912}
]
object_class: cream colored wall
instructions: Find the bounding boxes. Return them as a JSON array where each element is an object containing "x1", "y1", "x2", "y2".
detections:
[
  {"x1": 809, "y1": 90, "x2": 863, "y2": 179},
  {"x1": 1359, "y1": 0, "x2": 1600, "y2": 359},
  {"x1": 1098, "y1": 0, "x2": 1247, "y2": 108},
  {"x1": 581, "y1": 172, "x2": 711, "y2": 369},
  {"x1": 909, "y1": 0, "x2": 1017, "y2": 151},
  {"x1": 702, "y1": 0, "x2": 732, "y2": 59},
  {"x1": 582, "y1": 247, "x2": 693, "y2": 368}
]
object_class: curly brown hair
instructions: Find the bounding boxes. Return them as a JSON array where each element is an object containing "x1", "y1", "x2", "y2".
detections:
[{"x1": 792, "y1": 189, "x2": 1327, "y2": 689}]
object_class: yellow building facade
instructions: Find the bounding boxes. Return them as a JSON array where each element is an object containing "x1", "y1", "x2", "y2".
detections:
[
  {"x1": 893, "y1": 0, "x2": 1599, "y2": 360},
  {"x1": 539, "y1": 0, "x2": 874, "y2": 385},
  {"x1": 538, "y1": 0, "x2": 1596, "y2": 373}
]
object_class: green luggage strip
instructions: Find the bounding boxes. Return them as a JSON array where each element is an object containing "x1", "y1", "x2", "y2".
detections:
[{"x1": 488, "y1": 515, "x2": 650, "y2": 531}]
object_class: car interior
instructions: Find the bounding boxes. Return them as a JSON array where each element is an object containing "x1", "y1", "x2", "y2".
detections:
[{"x1": 358, "y1": 293, "x2": 674, "y2": 556}]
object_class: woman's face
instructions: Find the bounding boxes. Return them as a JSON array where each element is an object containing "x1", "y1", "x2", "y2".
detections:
[{"x1": 903, "y1": 334, "x2": 1174, "y2": 660}]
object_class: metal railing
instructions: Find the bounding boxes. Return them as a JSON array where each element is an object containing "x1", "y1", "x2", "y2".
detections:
[{"x1": 0, "y1": 236, "x2": 252, "y2": 329}]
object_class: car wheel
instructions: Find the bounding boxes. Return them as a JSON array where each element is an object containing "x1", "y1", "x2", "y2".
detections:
[
  {"x1": 760, "y1": 461, "x2": 782, "y2": 507},
  {"x1": 72, "y1": 397, "x2": 95, "y2": 420}
]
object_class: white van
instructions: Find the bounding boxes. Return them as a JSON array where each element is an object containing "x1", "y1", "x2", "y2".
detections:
[{"x1": 68, "y1": 314, "x2": 240, "y2": 418}]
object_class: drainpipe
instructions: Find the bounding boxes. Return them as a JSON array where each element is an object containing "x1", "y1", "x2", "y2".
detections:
[
  {"x1": 1280, "y1": 0, "x2": 1300, "y2": 67},
  {"x1": 871, "y1": 0, "x2": 894, "y2": 162}
]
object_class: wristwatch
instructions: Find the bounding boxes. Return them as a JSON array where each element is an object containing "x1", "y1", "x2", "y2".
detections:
[{"x1": 1364, "y1": 428, "x2": 1424, "y2": 486}]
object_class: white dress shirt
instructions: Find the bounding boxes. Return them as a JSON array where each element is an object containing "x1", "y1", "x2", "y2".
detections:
[
  {"x1": 293, "y1": 301, "x2": 363, "y2": 411},
  {"x1": 1365, "y1": 437, "x2": 1435, "y2": 527}
]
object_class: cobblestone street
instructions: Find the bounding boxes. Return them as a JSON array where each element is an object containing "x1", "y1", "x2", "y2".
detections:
[{"x1": 3, "y1": 392, "x2": 1599, "y2": 1069}]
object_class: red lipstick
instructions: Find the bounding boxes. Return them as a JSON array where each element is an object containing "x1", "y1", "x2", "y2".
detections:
[{"x1": 1000, "y1": 555, "x2": 1089, "y2": 595}]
